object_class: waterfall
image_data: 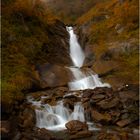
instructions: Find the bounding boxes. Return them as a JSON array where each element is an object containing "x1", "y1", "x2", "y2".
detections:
[
  {"x1": 28, "y1": 98, "x2": 85, "y2": 131},
  {"x1": 35, "y1": 101, "x2": 69, "y2": 130},
  {"x1": 66, "y1": 27, "x2": 85, "y2": 67},
  {"x1": 30, "y1": 26, "x2": 110, "y2": 131},
  {"x1": 69, "y1": 102, "x2": 85, "y2": 122},
  {"x1": 66, "y1": 26, "x2": 110, "y2": 91}
]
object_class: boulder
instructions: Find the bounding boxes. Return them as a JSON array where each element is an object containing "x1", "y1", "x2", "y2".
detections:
[
  {"x1": 91, "y1": 110, "x2": 111, "y2": 123},
  {"x1": 82, "y1": 97, "x2": 90, "y2": 103},
  {"x1": 83, "y1": 87, "x2": 113, "y2": 98},
  {"x1": 65, "y1": 120, "x2": 88, "y2": 134},
  {"x1": 82, "y1": 90, "x2": 93, "y2": 98},
  {"x1": 97, "y1": 97, "x2": 119, "y2": 109},
  {"x1": 91, "y1": 94, "x2": 105, "y2": 100},
  {"x1": 116, "y1": 119, "x2": 131, "y2": 127},
  {"x1": 34, "y1": 128, "x2": 53, "y2": 140},
  {"x1": 65, "y1": 120, "x2": 92, "y2": 139},
  {"x1": 36, "y1": 63, "x2": 70, "y2": 88}
]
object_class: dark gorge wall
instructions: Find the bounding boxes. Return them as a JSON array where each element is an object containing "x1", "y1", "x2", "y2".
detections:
[{"x1": 42, "y1": 20, "x2": 71, "y2": 66}]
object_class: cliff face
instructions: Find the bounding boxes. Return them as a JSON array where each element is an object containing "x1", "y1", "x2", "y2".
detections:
[
  {"x1": 46, "y1": 0, "x2": 98, "y2": 23},
  {"x1": 42, "y1": 20, "x2": 70, "y2": 66}
]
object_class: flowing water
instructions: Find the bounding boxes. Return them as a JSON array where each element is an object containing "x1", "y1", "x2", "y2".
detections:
[
  {"x1": 66, "y1": 26, "x2": 85, "y2": 68},
  {"x1": 28, "y1": 26, "x2": 110, "y2": 131},
  {"x1": 28, "y1": 97, "x2": 85, "y2": 131},
  {"x1": 66, "y1": 26, "x2": 110, "y2": 91}
]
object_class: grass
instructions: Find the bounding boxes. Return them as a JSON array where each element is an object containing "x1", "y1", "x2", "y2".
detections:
[
  {"x1": 1, "y1": 0, "x2": 58, "y2": 105},
  {"x1": 76, "y1": 0, "x2": 139, "y2": 85}
]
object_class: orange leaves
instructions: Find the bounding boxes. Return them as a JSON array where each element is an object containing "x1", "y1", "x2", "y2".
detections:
[
  {"x1": 114, "y1": 0, "x2": 139, "y2": 28},
  {"x1": 3, "y1": 0, "x2": 57, "y2": 25},
  {"x1": 12, "y1": 0, "x2": 46, "y2": 19}
]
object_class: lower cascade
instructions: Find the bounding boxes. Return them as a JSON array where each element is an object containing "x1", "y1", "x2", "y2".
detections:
[
  {"x1": 28, "y1": 97, "x2": 86, "y2": 131},
  {"x1": 28, "y1": 26, "x2": 110, "y2": 131}
]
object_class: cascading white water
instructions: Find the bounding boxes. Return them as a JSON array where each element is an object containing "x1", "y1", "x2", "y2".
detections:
[
  {"x1": 27, "y1": 97, "x2": 85, "y2": 131},
  {"x1": 66, "y1": 26, "x2": 110, "y2": 91},
  {"x1": 29, "y1": 26, "x2": 110, "y2": 131},
  {"x1": 35, "y1": 101, "x2": 70, "y2": 130},
  {"x1": 69, "y1": 102, "x2": 85, "y2": 122},
  {"x1": 66, "y1": 27, "x2": 85, "y2": 68}
]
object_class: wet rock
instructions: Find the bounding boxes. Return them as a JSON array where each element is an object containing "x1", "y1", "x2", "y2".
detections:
[
  {"x1": 19, "y1": 108, "x2": 36, "y2": 129},
  {"x1": 91, "y1": 94, "x2": 105, "y2": 101},
  {"x1": 82, "y1": 87, "x2": 113, "y2": 98},
  {"x1": 91, "y1": 110, "x2": 112, "y2": 123},
  {"x1": 75, "y1": 26, "x2": 88, "y2": 50},
  {"x1": 109, "y1": 110, "x2": 121, "y2": 123},
  {"x1": 65, "y1": 120, "x2": 88, "y2": 134},
  {"x1": 21, "y1": 128, "x2": 62, "y2": 140},
  {"x1": 116, "y1": 119, "x2": 131, "y2": 127},
  {"x1": 63, "y1": 95, "x2": 81, "y2": 110},
  {"x1": 82, "y1": 102, "x2": 92, "y2": 121},
  {"x1": 66, "y1": 120, "x2": 92, "y2": 139},
  {"x1": 82, "y1": 97, "x2": 89, "y2": 103},
  {"x1": 97, "y1": 97, "x2": 119, "y2": 109},
  {"x1": 42, "y1": 96, "x2": 57, "y2": 106},
  {"x1": 97, "y1": 132, "x2": 121, "y2": 140},
  {"x1": 93, "y1": 87, "x2": 113, "y2": 96},
  {"x1": 34, "y1": 128, "x2": 53, "y2": 140},
  {"x1": 82, "y1": 91, "x2": 93, "y2": 98},
  {"x1": 63, "y1": 94, "x2": 80, "y2": 100},
  {"x1": 70, "y1": 130, "x2": 92, "y2": 139}
]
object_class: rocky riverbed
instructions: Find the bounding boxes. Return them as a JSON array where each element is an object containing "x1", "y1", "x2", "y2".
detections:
[{"x1": 1, "y1": 85, "x2": 139, "y2": 140}]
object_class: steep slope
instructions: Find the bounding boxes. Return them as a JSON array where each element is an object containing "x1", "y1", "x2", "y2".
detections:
[
  {"x1": 46, "y1": 0, "x2": 98, "y2": 23},
  {"x1": 76, "y1": 0, "x2": 139, "y2": 88},
  {"x1": 1, "y1": 0, "x2": 70, "y2": 107}
]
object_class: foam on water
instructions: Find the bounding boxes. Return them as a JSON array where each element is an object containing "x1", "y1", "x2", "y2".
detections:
[
  {"x1": 66, "y1": 26, "x2": 110, "y2": 90},
  {"x1": 30, "y1": 26, "x2": 110, "y2": 131},
  {"x1": 27, "y1": 98, "x2": 85, "y2": 131},
  {"x1": 66, "y1": 26, "x2": 85, "y2": 68}
]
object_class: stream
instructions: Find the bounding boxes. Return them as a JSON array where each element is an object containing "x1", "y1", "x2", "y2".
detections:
[{"x1": 27, "y1": 26, "x2": 110, "y2": 131}]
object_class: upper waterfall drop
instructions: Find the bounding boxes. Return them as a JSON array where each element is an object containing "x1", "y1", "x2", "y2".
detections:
[
  {"x1": 66, "y1": 26, "x2": 110, "y2": 91},
  {"x1": 66, "y1": 26, "x2": 85, "y2": 68}
]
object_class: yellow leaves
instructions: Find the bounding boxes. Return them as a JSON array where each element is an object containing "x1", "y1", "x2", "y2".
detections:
[{"x1": 3, "y1": 0, "x2": 57, "y2": 25}]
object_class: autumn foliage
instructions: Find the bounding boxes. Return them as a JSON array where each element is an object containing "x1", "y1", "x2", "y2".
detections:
[{"x1": 1, "y1": 0, "x2": 57, "y2": 104}]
